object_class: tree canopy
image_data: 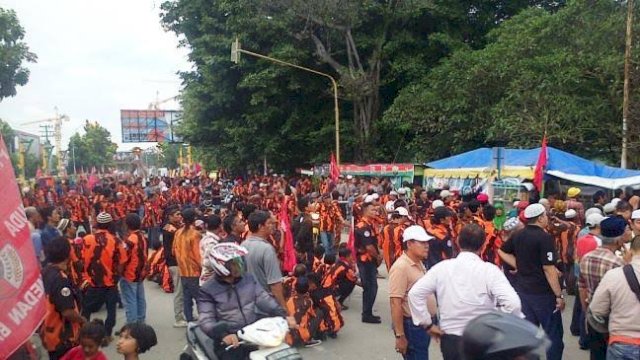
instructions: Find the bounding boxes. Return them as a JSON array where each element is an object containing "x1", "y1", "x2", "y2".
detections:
[
  {"x1": 67, "y1": 121, "x2": 117, "y2": 172},
  {"x1": 0, "y1": 7, "x2": 36, "y2": 101},
  {"x1": 160, "y1": 0, "x2": 564, "y2": 171},
  {"x1": 384, "y1": 0, "x2": 638, "y2": 166}
]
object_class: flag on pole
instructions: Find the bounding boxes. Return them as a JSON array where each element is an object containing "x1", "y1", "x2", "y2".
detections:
[
  {"x1": 329, "y1": 152, "x2": 340, "y2": 183},
  {"x1": 280, "y1": 197, "x2": 297, "y2": 273},
  {"x1": 533, "y1": 135, "x2": 548, "y2": 194},
  {"x1": 0, "y1": 135, "x2": 46, "y2": 359}
]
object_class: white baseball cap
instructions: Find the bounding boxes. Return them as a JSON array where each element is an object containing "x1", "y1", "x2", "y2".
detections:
[
  {"x1": 586, "y1": 213, "x2": 605, "y2": 227},
  {"x1": 523, "y1": 203, "x2": 546, "y2": 219},
  {"x1": 432, "y1": 200, "x2": 445, "y2": 209},
  {"x1": 611, "y1": 198, "x2": 621, "y2": 206},
  {"x1": 395, "y1": 207, "x2": 409, "y2": 217},
  {"x1": 402, "y1": 225, "x2": 434, "y2": 242},
  {"x1": 364, "y1": 195, "x2": 376, "y2": 204},
  {"x1": 372, "y1": 193, "x2": 380, "y2": 200},
  {"x1": 585, "y1": 207, "x2": 603, "y2": 218},
  {"x1": 440, "y1": 190, "x2": 452, "y2": 198},
  {"x1": 390, "y1": 191, "x2": 398, "y2": 196},
  {"x1": 564, "y1": 209, "x2": 577, "y2": 219},
  {"x1": 603, "y1": 203, "x2": 616, "y2": 214},
  {"x1": 385, "y1": 201, "x2": 396, "y2": 212},
  {"x1": 397, "y1": 188, "x2": 407, "y2": 195},
  {"x1": 632, "y1": 209, "x2": 640, "y2": 220}
]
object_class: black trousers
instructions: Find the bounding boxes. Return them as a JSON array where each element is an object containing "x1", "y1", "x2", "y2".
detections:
[
  {"x1": 82, "y1": 286, "x2": 118, "y2": 335},
  {"x1": 586, "y1": 323, "x2": 608, "y2": 360},
  {"x1": 441, "y1": 334, "x2": 463, "y2": 360},
  {"x1": 336, "y1": 281, "x2": 356, "y2": 304}
]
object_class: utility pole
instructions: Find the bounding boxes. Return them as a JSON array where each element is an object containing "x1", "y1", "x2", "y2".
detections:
[{"x1": 622, "y1": 0, "x2": 634, "y2": 168}]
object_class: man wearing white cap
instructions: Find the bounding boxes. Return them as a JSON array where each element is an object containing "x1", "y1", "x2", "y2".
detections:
[
  {"x1": 409, "y1": 224, "x2": 521, "y2": 360},
  {"x1": 498, "y1": 203, "x2": 565, "y2": 360},
  {"x1": 631, "y1": 209, "x2": 640, "y2": 237},
  {"x1": 389, "y1": 226, "x2": 434, "y2": 359}
]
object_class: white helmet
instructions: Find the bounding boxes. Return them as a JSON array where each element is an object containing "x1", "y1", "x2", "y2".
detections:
[{"x1": 207, "y1": 243, "x2": 249, "y2": 277}]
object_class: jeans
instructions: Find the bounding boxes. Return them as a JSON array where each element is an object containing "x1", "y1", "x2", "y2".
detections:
[
  {"x1": 320, "y1": 232, "x2": 335, "y2": 256},
  {"x1": 357, "y1": 261, "x2": 378, "y2": 316},
  {"x1": 82, "y1": 286, "x2": 118, "y2": 335},
  {"x1": 520, "y1": 293, "x2": 564, "y2": 360},
  {"x1": 403, "y1": 317, "x2": 430, "y2": 360},
  {"x1": 440, "y1": 334, "x2": 463, "y2": 360},
  {"x1": 119, "y1": 278, "x2": 146, "y2": 323},
  {"x1": 182, "y1": 277, "x2": 200, "y2": 322},
  {"x1": 168, "y1": 266, "x2": 185, "y2": 321},
  {"x1": 607, "y1": 342, "x2": 640, "y2": 360}
]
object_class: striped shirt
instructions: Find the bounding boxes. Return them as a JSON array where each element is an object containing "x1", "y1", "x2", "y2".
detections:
[
  {"x1": 173, "y1": 226, "x2": 202, "y2": 277},
  {"x1": 579, "y1": 247, "x2": 624, "y2": 300}
]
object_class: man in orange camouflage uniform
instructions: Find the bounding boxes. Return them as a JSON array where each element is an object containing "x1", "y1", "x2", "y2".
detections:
[
  {"x1": 41, "y1": 236, "x2": 84, "y2": 359},
  {"x1": 319, "y1": 193, "x2": 344, "y2": 257},
  {"x1": 354, "y1": 199, "x2": 382, "y2": 324},
  {"x1": 380, "y1": 207, "x2": 411, "y2": 271},
  {"x1": 80, "y1": 212, "x2": 124, "y2": 345}
]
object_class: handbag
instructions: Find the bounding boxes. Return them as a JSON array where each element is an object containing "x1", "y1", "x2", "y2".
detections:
[{"x1": 587, "y1": 264, "x2": 640, "y2": 334}]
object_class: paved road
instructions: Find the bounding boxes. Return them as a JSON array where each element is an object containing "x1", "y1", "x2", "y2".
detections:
[{"x1": 98, "y1": 265, "x2": 587, "y2": 359}]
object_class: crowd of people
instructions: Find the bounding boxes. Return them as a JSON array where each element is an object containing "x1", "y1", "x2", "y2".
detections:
[{"x1": 9, "y1": 172, "x2": 640, "y2": 360}]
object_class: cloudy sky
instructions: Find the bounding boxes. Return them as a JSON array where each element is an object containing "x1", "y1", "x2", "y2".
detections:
[{"x1": 0, "y1": 0, "x2": 191, "y2": 151}]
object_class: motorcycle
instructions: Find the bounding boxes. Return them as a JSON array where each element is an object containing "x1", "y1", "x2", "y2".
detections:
[{"x1": 181, "y1": 317, "x2": 302, "y2": 360}]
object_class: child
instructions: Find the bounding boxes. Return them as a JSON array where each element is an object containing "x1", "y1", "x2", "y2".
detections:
[
  {"x1": 311, "y1": 245, "x2": 325, "y2": 275},
  {"x1": 283, "y1": 264, "x2": 307, "y2": 300},
  {"x1": 116, "y1": 323, "x2": 158, "y2": 360},
  {"x1": 61, "y1": 319, "x2": 108, "y2": 360},
  {"x1": 285, "y1": 277, "x2": 322, "y2": 348},
  {"x1": 322, "y1": 247, "x2": 358, "y2": 309},
  {"x1": 308, "y1": 273, "x2": 344, "y2": 339}
]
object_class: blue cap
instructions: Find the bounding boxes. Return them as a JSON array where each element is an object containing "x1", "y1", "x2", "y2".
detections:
[{"x1": 600, "y1": 216, "x2": 627, "y2": 238}]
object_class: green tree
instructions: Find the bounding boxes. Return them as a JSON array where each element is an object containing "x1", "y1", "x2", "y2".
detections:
[
  {"x1": 385, "y1": 0, "x2": 633, "y2": 165},
  {"x1": 161, "y1": 0, "x2": 565, "y2": 168},
  {"x1": 67, "y1": 121, "x2": 117, "y2": 172},
  {"x1": 0, "y1": 7, "x2": 37, "y2": 101}
]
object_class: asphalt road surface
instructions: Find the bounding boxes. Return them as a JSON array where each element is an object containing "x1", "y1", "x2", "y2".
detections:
[{"x1": 98, "y1": 265, "x2": 586, "y2": 360}]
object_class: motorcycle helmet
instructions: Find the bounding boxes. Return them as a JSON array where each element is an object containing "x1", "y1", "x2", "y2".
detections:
[
  {"x1": 208, "y1": 243, "x2": 248, "y2": 277},
  {"x1": 462, "y1": 312, "x2": 550, "y2": 360}
]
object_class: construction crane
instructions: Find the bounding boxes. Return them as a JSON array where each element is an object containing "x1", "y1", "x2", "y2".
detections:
[
  {"x1": 148, "y1": 91, "x2": 180, "y2": 110},
  {"x1": 21, "y1": 107, "x2": 70, "y2": 176}
]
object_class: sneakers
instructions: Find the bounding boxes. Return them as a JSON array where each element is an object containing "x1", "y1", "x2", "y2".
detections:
[
  {"x1": 173, "y1": 320, "x2": 188, "y2": 328},
  {"x1": 304, "y1": 339, "x2": 322, "y2": 348},
  {"x1": 340, "y1": 304, "x2": 349, "y2": 311},
  {"x1": 362, "y1": 314, "x2": 382, "y2": 324}
]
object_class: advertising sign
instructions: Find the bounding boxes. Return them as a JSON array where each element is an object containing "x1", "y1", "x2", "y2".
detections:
[{"x1": 121, "y1": 109, "x2": 182, "y2": 143}]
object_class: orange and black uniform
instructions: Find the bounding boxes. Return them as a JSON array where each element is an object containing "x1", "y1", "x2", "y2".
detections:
[
  {"x1": 426, "y1": 223, "x2": 454, "y2": 268},
  {"x1": 285, "y1": 292, "x2": 322, "y2": 346},
  {"x1": 80, "y1": 229, "x2": 124, "y2": 336},
  {"x1": 311, "y1": 287, "x2": 344, "y2": 335},
  {"x1": 322, "y1": 257, "x2": 357, "y2": 304},
  {"x1": 380, "y1": 222, "x2": 406, "y2": 271},
  {"x1": 354, "y1": 218, "x2": 380, "y2": 317},
  {"x1": 41, "y1": 265, "x2": 82, "y2": 359},
  {"x1": 173, "y1": 225, "x2": 202, "y2": 322},
  {"x1": 122, "y1": 230, "x2": 149, "y2": 282}
]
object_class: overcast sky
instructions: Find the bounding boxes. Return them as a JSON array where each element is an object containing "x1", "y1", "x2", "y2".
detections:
[{"x1": 0, "y1": 0, "x2": 190, "y2": 151}]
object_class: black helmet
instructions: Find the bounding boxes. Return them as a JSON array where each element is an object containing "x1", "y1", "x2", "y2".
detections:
[{"x1": 462, "y1": 312, "x2": 549, "y2": 360}]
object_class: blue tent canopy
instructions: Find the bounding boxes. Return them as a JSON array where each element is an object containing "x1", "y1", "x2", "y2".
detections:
[{"x1": 425, "y1": 147, "x2": 640, "y2": 189}]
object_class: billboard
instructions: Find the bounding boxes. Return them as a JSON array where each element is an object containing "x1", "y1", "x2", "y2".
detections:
[{"x1": 120, "y1": 109, "x2": 182, "y2": 143}]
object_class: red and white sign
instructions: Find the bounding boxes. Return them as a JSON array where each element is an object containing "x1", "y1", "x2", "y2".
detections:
[{"x1": 0, "y1": 135, "x2": 46, "y2": 359}]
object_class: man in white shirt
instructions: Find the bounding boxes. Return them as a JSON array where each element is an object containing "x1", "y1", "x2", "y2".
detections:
[
  {"x1": 408, "y1": 223, "x2": 521, "y2": 360},
  {"x1": 199, "y1": 215, "x2": 223, "y2": 285}
]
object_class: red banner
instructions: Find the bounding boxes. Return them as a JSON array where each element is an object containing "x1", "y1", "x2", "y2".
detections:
[{"x1": 0, "y1": 135, "x2": 46, "y2": 359}]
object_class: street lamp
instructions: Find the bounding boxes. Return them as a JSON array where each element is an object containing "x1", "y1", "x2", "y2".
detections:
[{"x1": 231, "y1": 38, "x2": 341, "y2": 166}]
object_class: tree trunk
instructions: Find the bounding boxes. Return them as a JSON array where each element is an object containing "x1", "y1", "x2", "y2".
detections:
[{"x1": 349, "y1": 60, "x2": 381, "y2": 161}]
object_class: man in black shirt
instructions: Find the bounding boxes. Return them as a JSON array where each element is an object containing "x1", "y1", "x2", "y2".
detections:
[
  {"x1": 162, "y1": 205, "x2": 186, "y2": 327},
  {"x1": 292, "y1": 196, "x2": 315, "y2": 268},
  {"x1": 499, "y1": 203, "x2": 564, "y2": 360}
]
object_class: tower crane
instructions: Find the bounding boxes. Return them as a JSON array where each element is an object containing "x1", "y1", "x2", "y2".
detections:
[
  {"x1": 148, "y1": 91, "x2": 180, "y2": 110},
  {"x1": 21, "y1": 107, "x2": 70, "y2": 176}
]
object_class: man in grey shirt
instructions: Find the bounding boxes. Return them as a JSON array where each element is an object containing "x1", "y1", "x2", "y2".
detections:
[{"x1": 243, "y1": 210, "x2": 286, "y2": 309}]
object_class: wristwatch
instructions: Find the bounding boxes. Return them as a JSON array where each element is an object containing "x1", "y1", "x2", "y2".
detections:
[{"x1": 555, "y1": 294, "x2": 565, "y2": 299}]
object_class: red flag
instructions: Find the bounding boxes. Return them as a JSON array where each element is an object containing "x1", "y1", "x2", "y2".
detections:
[
  {"x1": 346, "y1": 216, "x2": 356, "y2": 256},
  {"x1": 533, "y1": 135, "x2": 548, "y2": 192},
  {"x1": 280, "y1": 197, "x2": 297, "y2": 273},
  {"x1": 0, "y1": 135, "x2": 46, "y2": 359},
  {"x1": 329, "y1": 152, "x2": 340, "y2": 182}
]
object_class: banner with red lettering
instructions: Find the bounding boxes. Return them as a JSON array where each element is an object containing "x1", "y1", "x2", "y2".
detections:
[{"x1": 0, "y1": 135, "x2": 46, "y2": 359}]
